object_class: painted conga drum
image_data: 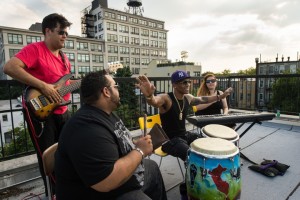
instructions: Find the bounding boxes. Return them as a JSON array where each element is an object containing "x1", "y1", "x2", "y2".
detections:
[
  {"x1": 201, "y1": 124, "x2": 239, "y2": 147},
  {"x1": 186, "y1": 138, "x2": 241, "y2": 200}
]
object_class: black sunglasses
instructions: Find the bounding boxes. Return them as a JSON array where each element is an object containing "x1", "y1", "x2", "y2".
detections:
[
  {"x1": 178, "y1": 80, "x2": 192, "y2": 85},
  {"x1": 57, "y1": 30, "x2": 68, "y2": 37},
  {"x1": 205, "y1": 79, "x2": 217, "y2": 84}
]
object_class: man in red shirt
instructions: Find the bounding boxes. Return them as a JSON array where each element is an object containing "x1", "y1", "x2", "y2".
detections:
[{"x1": 4, "y1": 13, "x2": 75, "y2": 197}]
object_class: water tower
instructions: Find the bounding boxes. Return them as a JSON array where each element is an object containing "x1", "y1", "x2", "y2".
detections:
[{"x1": 126, "y1": 0, "x2": 144, "y2": 16}]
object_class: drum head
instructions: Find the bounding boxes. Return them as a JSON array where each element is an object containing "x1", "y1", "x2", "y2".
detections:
[
  {"x1": 202, "y1": 124, "x2": 237, "y2": 140},
  {"x1": 191, "y1": 138, "x2": 238, "y2": 156}
]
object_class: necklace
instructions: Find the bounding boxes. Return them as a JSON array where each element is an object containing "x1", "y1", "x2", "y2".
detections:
[{"x1": 173, "y1": 93, "x2": 185, "y2": 120}]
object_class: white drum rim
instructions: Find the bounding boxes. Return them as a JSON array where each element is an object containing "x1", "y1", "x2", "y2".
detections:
[
  {"x1": 201, "y1": 132, "x2": 240, "y2": 143},
  {"x1": 201, "y1": 124, "x2": 238, "y2": 140},
  {"x1": 190, "y1": 138, "x2": 239, "y2": 157},
  {"x1": 189, "y1": 148, "x2": 239, "y2": 159}
]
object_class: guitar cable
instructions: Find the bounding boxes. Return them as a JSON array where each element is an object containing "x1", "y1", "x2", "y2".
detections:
[{"x1": 22, "y1": 93, "x2": 56, "y2": 185}]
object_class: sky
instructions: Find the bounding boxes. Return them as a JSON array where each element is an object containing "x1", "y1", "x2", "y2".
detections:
[{"x1": 1, "y1": 0, "x2": 300, "y2": 73}]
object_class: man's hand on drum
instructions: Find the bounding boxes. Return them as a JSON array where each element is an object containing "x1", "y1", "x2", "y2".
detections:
[{"x1": 136, "y1": 75, "x2": 156, "y2": 97}]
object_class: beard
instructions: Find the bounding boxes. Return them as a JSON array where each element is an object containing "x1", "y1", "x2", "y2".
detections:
[{"x1": 111, "y1": 95, "x2": 121, "y2": 108}]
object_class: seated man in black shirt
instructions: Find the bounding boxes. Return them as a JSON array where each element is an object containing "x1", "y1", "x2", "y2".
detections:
[{"x1": 55, "y1": 70, "x2": 167, "y2": 200}]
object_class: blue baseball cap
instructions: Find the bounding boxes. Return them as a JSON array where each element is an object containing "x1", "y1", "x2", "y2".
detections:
[{"x1": 171, "y1": 70, "x2": 191, "y2": 83}]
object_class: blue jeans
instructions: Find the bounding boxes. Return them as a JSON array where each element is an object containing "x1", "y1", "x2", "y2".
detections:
[{"x1": 116, "y1": 159, "x2": 167, "y2": 200}]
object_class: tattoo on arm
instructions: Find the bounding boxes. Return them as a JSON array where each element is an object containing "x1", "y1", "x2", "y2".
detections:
[{"x1": 190, "y1": 97, "x2": 209, "y2": 106}]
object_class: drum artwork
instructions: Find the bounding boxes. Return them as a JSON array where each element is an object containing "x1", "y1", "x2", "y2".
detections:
[
  {"x1": 201, "y1": 124, "x2": 239, "y2": 147},
  {"x1": 186, "y1": 138, "x2": 241, "y2": 200}
]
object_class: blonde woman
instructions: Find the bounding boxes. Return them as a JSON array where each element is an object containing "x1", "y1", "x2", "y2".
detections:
[{"x1": 194, "y1": 73, "x2": 235, "y2": 128}]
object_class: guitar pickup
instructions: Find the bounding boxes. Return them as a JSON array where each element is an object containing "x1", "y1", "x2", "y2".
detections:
[{"x1": 30, "y1": 98, "x2": 42, "y2": 111}]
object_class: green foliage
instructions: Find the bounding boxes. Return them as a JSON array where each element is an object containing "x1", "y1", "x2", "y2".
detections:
[
  {"x1": 0, "y1": 85, "x2": 23, "y2": 100},
  {"x1": 271, "y1": 77, "x2": 300, "y2": 113},
  {"x1": 1, "y1": 124, "x2": 34, "y2": 158},
  {"x1": 237, "y1": 67, "x2": 256, "y2": 75},
  {"x1": 114, "y1": 66, "x2": 139, "y2": 128}
]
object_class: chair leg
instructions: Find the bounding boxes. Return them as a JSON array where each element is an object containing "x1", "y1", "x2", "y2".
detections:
[
  {"x1": 177, "y1": 158, "x2": 185, "y2": 181},
  {"x1": 158, "y1": 156, "x2": 163, "y2": 168},
  {"x1": 46, "y1": 176, "x2": 52, "y2": 200}
]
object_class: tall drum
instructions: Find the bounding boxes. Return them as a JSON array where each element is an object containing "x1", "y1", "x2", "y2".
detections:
[
  {"x1": 201, "y1": 124, "x2": 239, "y2": 147},
  {"x1": 186, "y1": 138, "x2": 241, "y2": 200}
]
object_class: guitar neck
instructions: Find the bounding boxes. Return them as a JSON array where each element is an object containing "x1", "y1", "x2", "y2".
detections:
[{"x1": 58, "y1": 80, "x2": 81, "y2": 96}]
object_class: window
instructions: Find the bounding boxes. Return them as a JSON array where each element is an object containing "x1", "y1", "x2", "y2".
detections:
[
  {"x1": 9, "y1": 49, "x2": 21, "y2": 58},
  {"x1": 139, "y1": 19, "x2": 147, "y2": 26},
  {"x1": 98, "y1": 12, "x2": 102, "y2": 20},
  {"x1": 77, "y1": 42, "x2": 88, "y2": 51},
  {"x1": 105, "y1": 12, "x2": 115, "y2": 19},
  {"x1": 78, "y1": 54, "x2": 90, "y2": 62},
  {"x1": 131, "y1": 47, "x2": 140, "y2": 55},
  {"x1": 131, "y1": 27, "x2": 139, "y2": 35},
  {"x1": 98, "y1": 23, "x2": 103, "y2": 32},
  {"x1": 141, "y1": 49, "x2": 149, "y2": 56},
  {"x1": 2, "y1": 114, "x2": 8, "y2": 121},
  {"x1": 92, "y1": 66, "x2": 103, "y2": 71},
  {"x1": 141, "y1": 58, "x2": 150, "y2": 65},
  {"x1": 78, "y1": 66, "x2": 90, "y2": 74},
  {"x1": 158, "y1": 32, "x2": 166, "y2": 39},
  {"x1": 65, "y1": 40, "x2": 74, "y2": 49},
  {"x1": 141, "y1": 29, "x2": 149, "y2": 36},
  {"x1": 107, "y1": 22, "x2": 117, "y2": 31},
  {"x1": 117, "y1": 14, "x2": 127, "y2": 21},
  {"x1": 157, "y1": 23, "x2": 163, "y2": 29},
  {"x1": 120, "y1": 57, "x2": 130, "y2": 65},
  {"x1": 108, "y1": 45, "x2": 118, "y2": 53},
  {"x1": 90, "y1": 43, "x2": 102, "y2": 52},
  {"x1": 129, "y1": 17, "x2": 138, "y2": 23},
  {"x1": 119, "y1": 25, "x2": 129, "y2": 33},
  {"x1": 65, "y1": 52, "x2": 75, "y2": 61},
  {"x1": 8, "y1": 33, "x2": 23, "y2": 44},
  {"x1": 131, "y1": 37, "x2": 139, "y2": 45},
  {"x1": 119, "y1": 46, "x2": 129, "y2": 54},
  {"x1": 141, "y1": 39, "x2": 149, "y2": 46},
  {"x1": 107, "y1": 34, "x2": 118, "y2": 42},
  {"x1": 5, "y1": 132, "x2": 12, "y2": 144},
  {"x1": 150, "y1": 31, "x2": 158, "y2": 38},
  {"x1": 108, "y1": 56, "x2": 118, "y2": 63},
  {"x1": 119, "y1": 35, "x2": 129, "y2": 44},
  {"x1": 92, "y1": 54, "x2": 103, "y2": 63},
  {"x1": 26, "y1": 35, "x2": 41, "y2": 44},
  {"x1": 148, "y1": 21, "x2": 156, "y2": 28}
]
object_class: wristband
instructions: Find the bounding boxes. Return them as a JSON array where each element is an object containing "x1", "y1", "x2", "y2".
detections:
[
  {"x1": 134, "y1": 148, "x2": 144, "y2": 159},
  {"x1": 146, "y1": 94, "x2": 154, "y2": 101}
]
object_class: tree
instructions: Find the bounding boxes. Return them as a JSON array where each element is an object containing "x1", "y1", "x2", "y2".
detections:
[
  {"x1": 114, "y1": 66, "x2": 139, "y2": 128},
  {"x1": 1, "y1": 123, "x2": 34, "y2": 158},
  {"x1": 237, "y1": 67, "x2": 256, "y2": 75},
  {"x1": 271, "y1": 71, "x2": 300, "y2": 114}
]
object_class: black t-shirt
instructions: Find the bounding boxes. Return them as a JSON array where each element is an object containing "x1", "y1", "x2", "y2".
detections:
[{"x1": 55, "y1": 104, "x2": 144, "y2": 200}]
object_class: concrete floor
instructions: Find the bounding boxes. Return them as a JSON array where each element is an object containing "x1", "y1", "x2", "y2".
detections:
[{"x1": 1, "y1": 117, "x2": 300, "y2": 200}]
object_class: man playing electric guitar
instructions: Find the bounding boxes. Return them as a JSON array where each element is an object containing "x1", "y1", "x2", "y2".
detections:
[{"x1": 3, "y1": 13, "x2": 75, "y2": 198}]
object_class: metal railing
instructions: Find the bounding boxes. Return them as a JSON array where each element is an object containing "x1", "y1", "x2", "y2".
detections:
[{"x1": 1, "y1": 73, "x2": 300, "y2": 161}]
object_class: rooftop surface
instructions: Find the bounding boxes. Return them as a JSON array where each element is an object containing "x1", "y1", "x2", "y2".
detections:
[{"x1": 1, "y1": 116, "x2": 300, "y2": 200}]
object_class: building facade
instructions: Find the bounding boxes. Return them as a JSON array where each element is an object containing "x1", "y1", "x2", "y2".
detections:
[
  {"x1": 81, "y1": 0, "x2": 168, "y2": 75},
  {"x1": 0, "y1": 26, "x2": 106, "y2": 80},
  {"x1": 255, "y1": 56, "x2": 300, "y2": 108}
]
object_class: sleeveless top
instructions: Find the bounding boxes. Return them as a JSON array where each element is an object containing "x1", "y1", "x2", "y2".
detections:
[
  {"x1": 195, "y1": 90, "x2": 223, "y2": 115},
  {"x1": 160, "y1": 92, "x2": 190, "y2": 139}
]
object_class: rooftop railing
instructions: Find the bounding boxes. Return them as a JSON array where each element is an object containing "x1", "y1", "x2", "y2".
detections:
[{"x1": 1, "y1": 73, "x2": 300, "y2": 161}]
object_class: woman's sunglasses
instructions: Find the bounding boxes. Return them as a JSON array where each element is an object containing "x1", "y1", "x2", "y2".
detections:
[{"x1": 205, "y1": 79, "x2": 217, "y2": 84}]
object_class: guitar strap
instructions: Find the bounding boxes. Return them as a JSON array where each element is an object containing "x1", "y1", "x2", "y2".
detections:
[{"x1": 59, "y1": 50, "x2": 69, "y2": 71}]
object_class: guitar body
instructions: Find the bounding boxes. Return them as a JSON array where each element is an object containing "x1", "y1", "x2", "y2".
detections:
[{"x1": 25, "y1": 74, "x2": 80, "y2": 121}]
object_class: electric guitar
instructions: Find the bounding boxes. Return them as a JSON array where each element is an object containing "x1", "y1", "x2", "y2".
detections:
[{"x1": 24, "y1": 74, "x2": 81, "y2": 121}]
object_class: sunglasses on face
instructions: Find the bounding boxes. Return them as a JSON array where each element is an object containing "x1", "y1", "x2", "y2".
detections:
[
  {"x1": 108, "y1": 83, "x2": 119, "y2": 89},
  {"x1": 205, "y1": 79, "x2": 217, "y2": 84},
  {"x1": 178, "y1": 80, "x2": 192, "y2": 85},
  {"x1": 57, "y1": 30, "x2": 68, "y2": 37}
]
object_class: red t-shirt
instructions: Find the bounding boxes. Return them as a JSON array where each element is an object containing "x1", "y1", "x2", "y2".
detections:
[{"x1": 16, "y1": 41, "x2": 71, "y2": 114}]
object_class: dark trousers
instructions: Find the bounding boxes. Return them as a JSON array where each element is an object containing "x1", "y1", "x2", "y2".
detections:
[
  {"x1": 116, "y1": 159, "x2": 167, "y2": 200},
  {"x1": 162, "y1": 131, "x2": 200, "y2": 161},
  {"x1": 25, "y1": 110, "x2": 70, "y2": 196}
]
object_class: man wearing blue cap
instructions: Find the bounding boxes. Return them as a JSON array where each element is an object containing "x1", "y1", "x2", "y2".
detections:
[{"x1": 136, "y1": 70, "x2": 232, "y2": 161}]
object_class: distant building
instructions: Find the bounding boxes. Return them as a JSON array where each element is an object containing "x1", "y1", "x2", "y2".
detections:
[
  {"x1": 255, "y1": 55, "x2": 300, "y2": 108},
  {"x1": 81, "y1": 0, "x2": 168, "y2": 75},
  {"x1": 0, "y1": 26, "x2": 105, "y2": 80}
]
